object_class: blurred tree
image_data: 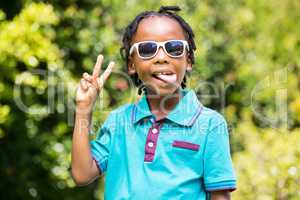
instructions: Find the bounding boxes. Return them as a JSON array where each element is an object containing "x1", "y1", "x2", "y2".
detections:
[
  {"x1": 0, "y1": 2, "x2": 97, "y2": 199},
  {"x1": 0, "y1": 0, "x2": 23, "y2": 19},
  {"x1": 232, "y1": 114, "x2": 300, "y2": 199},
  {"x1": 0, "y1": 0, "x2": 299, "y2": 199}
]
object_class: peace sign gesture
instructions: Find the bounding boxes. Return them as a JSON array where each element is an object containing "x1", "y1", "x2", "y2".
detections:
[{"x1": 76, "y1": 55, "x2": 115, "y2": 111}]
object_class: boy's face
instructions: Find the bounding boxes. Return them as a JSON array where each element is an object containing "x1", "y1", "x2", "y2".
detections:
[{"x1": 128, "y1": 16, "x2": 192, "y2": 96}]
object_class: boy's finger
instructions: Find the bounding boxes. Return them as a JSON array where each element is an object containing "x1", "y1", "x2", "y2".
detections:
[
  {"x1": 102, "y1": 61, "x2": 115, "y2": 81},
  {"x1": 80, "y1": 79, "x2": 88, "y2": 91},
  {"x1": 92, "y1": 54, "x2": 103, "y2": 79},
  {"x1": 83, "y1": 72, "x2": 93, "y2": 82},
  {"x1": 97, "y1": 61, "x2": 115, "y2": 88}
]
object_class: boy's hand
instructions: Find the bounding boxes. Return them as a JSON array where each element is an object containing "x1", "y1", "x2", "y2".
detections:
[{"x1": 75, "y1": 55, "x2": 115, "y2": 111}]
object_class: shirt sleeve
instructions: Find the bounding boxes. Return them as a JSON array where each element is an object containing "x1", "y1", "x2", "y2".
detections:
[
  {"x1": 90, "y1": 113, "x2": 116, "y2": 174},
  {"x1": 203, "y1": 117, "x2": 237, "y2": 192}
]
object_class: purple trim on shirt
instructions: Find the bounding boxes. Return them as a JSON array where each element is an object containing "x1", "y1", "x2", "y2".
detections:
[
  {"x1": 92, "y1": 156, "x2": 102, "y2": 175},
  {"x1": 172, "y1": 140, "x2": 200, "y2": 151},
  {"x1": 207, "y1": 187, "x2": 236, "y2": 192},
  {"x1": 187, "y1": 105, "x2": 203, "y2": 126},
  {"x1": 144, "y1": 122, "x2": 163, "y2": 162}
]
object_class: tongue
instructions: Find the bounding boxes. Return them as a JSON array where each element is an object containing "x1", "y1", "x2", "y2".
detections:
[{"x1": 156, "y1": 74, "x2": 177, "y2": 84}]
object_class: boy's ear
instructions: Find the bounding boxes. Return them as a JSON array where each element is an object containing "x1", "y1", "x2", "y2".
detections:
[
  {"x1": 128, "y1": 57, "x2": 136, "y2": 75},
  {"x1": 187, "y1": 63, "x2": 192, "y2": 71},
  {"x1": 186, "y1": 57, "x2": 192, "y2": 71},
  {"x1": 128, "y1": 67, "x2": 136, "y2": 75}
]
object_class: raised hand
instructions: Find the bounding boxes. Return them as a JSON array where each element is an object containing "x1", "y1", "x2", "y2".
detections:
[{"x1": 76, "y1": 55, "x2": 115, "y2": 111}]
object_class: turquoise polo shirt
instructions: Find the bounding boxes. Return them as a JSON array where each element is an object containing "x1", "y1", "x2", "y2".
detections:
[{"x1": 90, "y1": 89, "x2": 236, "y2": 199}]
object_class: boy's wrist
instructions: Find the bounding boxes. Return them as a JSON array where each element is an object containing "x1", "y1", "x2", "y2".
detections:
[
  {"x1": 74, "y1": 109, "x2": 92, "y2": 131},
  {"x1": 75, "y1": 104, "x2": 93, "y2": 115}
]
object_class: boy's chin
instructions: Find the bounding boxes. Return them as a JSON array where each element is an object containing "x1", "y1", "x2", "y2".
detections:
[{"x1": 146, "y1": 86, "x2": 181, "y2": 97}]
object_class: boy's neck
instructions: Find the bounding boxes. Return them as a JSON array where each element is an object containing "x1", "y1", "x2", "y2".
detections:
[{"x1": 146, "y1": 89, "x2": 183, "y2": 121}]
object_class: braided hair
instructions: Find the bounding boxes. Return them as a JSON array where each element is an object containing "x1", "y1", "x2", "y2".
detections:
[{"x1": 120, "y1": 6, "x2": 196, "y2": 94}]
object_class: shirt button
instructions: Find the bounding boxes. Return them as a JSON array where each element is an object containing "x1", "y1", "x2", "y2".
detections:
[
  {"x1": 148, "y1": 142, "x2": 154, "y2": 148},
  {"x1": 152, "y1": 128, "x2": 158, "y2": 134}
]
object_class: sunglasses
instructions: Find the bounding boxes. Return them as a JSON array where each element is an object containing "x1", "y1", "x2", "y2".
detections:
[{"x1": 129, "y1": 40, "x2": 189, "y2": 59}]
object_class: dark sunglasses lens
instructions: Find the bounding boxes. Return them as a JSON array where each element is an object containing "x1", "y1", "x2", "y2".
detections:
[
  {"x1": 165, "y1": 41, "x2": 184, "y2": 56},
  {"x1": 138, "y1": 42, "x2": 157, "y2": 58}
]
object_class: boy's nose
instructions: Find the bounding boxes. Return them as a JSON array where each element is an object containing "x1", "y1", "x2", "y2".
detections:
[{"x1": 155, "y1": 46, "x2": 168, "y2": 61}]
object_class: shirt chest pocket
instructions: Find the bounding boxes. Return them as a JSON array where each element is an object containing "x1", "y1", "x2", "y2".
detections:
[
  {"x1": 158, "y1": 130, "x2": 203, "y2": 169},
  {"x1": 172, "y1": 140, "x2": 200, "y2": 151}
]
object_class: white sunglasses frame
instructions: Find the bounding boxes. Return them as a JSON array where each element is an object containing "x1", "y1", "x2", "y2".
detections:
[{"x1": 129, "y1": 40, "x2": 189, "y2": 59}]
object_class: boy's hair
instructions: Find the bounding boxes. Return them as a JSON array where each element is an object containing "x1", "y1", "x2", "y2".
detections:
[{"x1": 120, "y1": 6, "x2": 196, "y2": 94}]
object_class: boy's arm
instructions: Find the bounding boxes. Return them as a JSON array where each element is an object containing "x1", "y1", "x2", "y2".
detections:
[
  {"x1": 71, "y1": 110, "x2": 100, "y2": 185},
  {"x1": 71, "y1": 55, "x2": 114, "y2": 185},
  {"x1": 210, "y1": 190, "x2": 231, "y2": 200}
]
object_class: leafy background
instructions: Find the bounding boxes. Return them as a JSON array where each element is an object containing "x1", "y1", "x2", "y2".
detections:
[{"x1": 0, "y1": 0, "x2": 299, "y2": 199}]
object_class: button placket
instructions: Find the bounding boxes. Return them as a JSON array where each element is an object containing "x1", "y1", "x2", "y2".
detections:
[
  {"x1": 147, "y1": 142, "x2": 154, "y2": 148},
  {"x1": 144, "y1": 122, "x2": 163, "y2": 162},
  {"x1": 152, "y1": 128, "x2": 158, "y2": 134}
]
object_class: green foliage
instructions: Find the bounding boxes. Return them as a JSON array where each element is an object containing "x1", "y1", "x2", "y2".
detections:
[
  {"x1": 0, "y1": 2, "x2": 95, "y2": 199},
  {"x1": 232, "y1": 116, "x2": 300, "y2": 199},
  {"x1": 0, "y1": 0, "x2": 299, "y2": 199},
  {"x1": 0, "y1": 3, "x2": 59, "y2": 68}
]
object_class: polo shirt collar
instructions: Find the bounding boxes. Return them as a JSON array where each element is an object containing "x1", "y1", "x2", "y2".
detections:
[
  {"x1": 132, "y1": 94, "x2": 153, "y2": 124},
  {"x1": 132, "y1": 89, "x2": 203, "y2": 126}
]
